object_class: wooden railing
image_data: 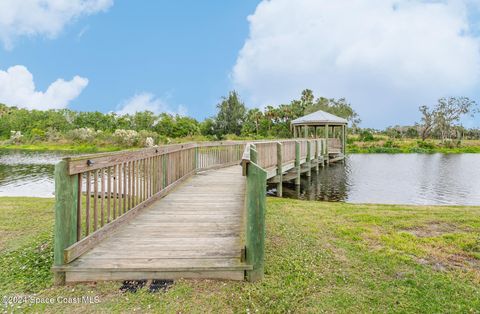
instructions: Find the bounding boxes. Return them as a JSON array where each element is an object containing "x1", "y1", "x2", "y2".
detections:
[
  {"x1": 328, "y1": 138, "x2": 342, "y2": 152},
  {"x1": 53, "y1": 141, "x2": 246, "y2": 277},
  {"x1": 240, "y1": 138, "x2": 328, "y2": 281},
  {"x1": 54, "y1": 138, "x2": 329, "y2": 283}
]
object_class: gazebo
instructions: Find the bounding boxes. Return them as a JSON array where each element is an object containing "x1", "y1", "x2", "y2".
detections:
[{"x1": 291, "y1": 110, "x2": 348, "y2": 157}]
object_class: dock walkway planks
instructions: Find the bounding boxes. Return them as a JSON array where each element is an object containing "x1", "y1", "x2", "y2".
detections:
[{"x1": 60, "y1": 166, "x2": 252, "y2": 282}]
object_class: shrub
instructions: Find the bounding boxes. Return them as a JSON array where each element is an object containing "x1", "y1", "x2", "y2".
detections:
[
  {"x1": 113, "y1": 129, "x2": 139, "y2": 146},
  {"x1": 383, "y1": 139, "x2": 398, "y2": 148},
  {"x1": 67, "y1": 128, "x2": 99, "y2": 142},
  {"x1": 9, "y1": 130, "x2": 23, "y2": 144},
  {"x1": 359, "y1": 130, "x2": 375, "y2": 142},
  {"x1": 30, "y1": 128, "x2": 46, "y2": 141},
  {"x1": 138, "y1": 130, "x2": 158, "y2": 147},
  {"x1": 416, "y1": 140, "x2": 436, "y2": 149},
  {"x1": 45, "y1": 127, "x2": 62, "y2": 142}
]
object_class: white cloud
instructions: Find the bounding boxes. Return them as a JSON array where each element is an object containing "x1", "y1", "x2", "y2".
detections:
[
  {"x1": 232, "y1": 0, "x2": 480, "y2": 127},
  {"x1": 0, "y1": 0, "x2": 113, "y2": 49},
  {"x1": 0, "y1": 65, "x2": 88, "y2": 110},
  {"x1": 116, "y1": 92, "x2": 188, "y2": 116}
]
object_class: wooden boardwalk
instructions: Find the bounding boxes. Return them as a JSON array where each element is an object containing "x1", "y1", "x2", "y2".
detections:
[
  {"x1": 53, "y1": 139, "x2": 343, "y2": 283},
  {"x1": 58, "y1": 166, "x2": 250, "y2": 282}
]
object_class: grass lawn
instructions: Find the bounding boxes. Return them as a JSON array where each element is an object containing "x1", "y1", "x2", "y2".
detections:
[{"x1": 1, "y1": 197, "x2": 480, "y2": 313}]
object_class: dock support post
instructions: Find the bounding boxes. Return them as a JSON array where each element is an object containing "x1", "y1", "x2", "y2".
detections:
[
  {"x1": 295, "y1": 141, "x2": 301, "y2": 185},
  {"x1": 53, "y1": 160, "x2": 78, "y2": 285},
  {"x1": 314, "y1": 140, "x2": 319, "y2": 172},
  {"x1": 306, "y1": 141, "x2": 311, "y2": 177},
  {"x1": 276, "y1": 142, "x2": 283, "y2": 197},
  {"x1": 245, "y1": 162, "x2": 266, "y2": 282}
]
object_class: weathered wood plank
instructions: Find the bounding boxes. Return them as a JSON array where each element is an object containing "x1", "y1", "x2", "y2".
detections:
[{"x1": 63, "y1": 170, "x2": 196, "y2": 264}]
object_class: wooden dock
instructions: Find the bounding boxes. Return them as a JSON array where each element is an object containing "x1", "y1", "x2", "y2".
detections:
[
  {"x1": 52, "y1": 139, "x2": 344, "y2": 283},
  {"x1": 56, "y1": 166, "x2": 249, "y2": 282}
]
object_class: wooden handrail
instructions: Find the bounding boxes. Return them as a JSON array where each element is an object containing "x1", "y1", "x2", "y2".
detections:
[{"x1": 54, "y1": 138, "x2": 330, "y2": 283}]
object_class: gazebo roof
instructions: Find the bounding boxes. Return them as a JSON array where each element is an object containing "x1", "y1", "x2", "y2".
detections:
[{"x1": 291, "y1": 110, "x2": 348, "y2": 125}]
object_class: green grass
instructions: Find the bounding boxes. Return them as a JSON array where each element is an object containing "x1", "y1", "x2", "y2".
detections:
[
  {"x1": 0, "y1": 143, "x2": 125, "y2": 153},
  {"x1": 2, "y1": 136, "x2": 480, "y2": 154},
  {"x1": 1, "y1": 197, "x2": 480, "y2": 313}
]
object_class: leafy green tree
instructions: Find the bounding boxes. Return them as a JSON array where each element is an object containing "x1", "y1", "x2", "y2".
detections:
[
  {"x1": 214, "y1": 91, "x2": 246, "y2": 136},
  {"x1": 434, "y1": 97, "x2": 477, "y2": 142},
  {"x1": 418, "y1": 105, "x2": 435, "y2": 140},
  {"x1": 304, "y1": 96, "x2": 361, "y2": 129},
  {"x1": 200, "y1": 118, "x2": 217, "y2": 138},
  {"x1": 132, "y1": 111, "x2": 156, "y2": 131},
  {"x1": 419, "y1": 97, "x2": 477, "y2": 141}
]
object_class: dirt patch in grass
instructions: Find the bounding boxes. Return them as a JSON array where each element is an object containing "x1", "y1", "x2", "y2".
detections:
[
  {"x1": 402, "y1": 221, "x2": 459, "y2": 238},
  {"x1": 415, "y1": 252, "x2": 480, "y2": 279}
]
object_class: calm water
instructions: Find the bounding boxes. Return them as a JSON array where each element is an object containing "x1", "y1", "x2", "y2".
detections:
[
  {"x1": 1, "y1": 151, "x2": 479, "y2": 205},
  {"x1": 0, "y1": 150, "x2": 73, "y2": 197},
  {"x1": 277, "y1": 154, "x2": 480, "y2": 206}
]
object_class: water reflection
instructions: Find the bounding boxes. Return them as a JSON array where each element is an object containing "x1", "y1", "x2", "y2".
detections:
[
  {"x1": 273, "y1": 154, "x2": 480, "y2": 206},
  {"x1": 1, "y1": 150, "x2": 480, "y2": 204},
  {"x1": 0, "y1": 150, "x2": 72, "y2": 197}
]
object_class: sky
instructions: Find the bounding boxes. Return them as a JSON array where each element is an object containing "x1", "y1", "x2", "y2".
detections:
[{"x1": 0, "y1": 0, "x2": 479, "y2": 128}]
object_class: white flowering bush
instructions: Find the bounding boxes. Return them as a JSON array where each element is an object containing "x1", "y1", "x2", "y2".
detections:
[
  {"x1": 45, "y1": 127, "x2": 61, "y2": 142},
  {"x1": 113, "y1": 129, "x2": 139, "y2": 146},
  {"x1": 67, "y1": 128, "x2": 99, "y2": 142},
  {"x1": 10, "y1": 130, "x2": 23, "y2": 144},
  {"x1": 144, "y1": 137, "x2": 155, "y2": 147},
  {"x1": 138, "y1": 130, "x2": 158, "y2": 147}
]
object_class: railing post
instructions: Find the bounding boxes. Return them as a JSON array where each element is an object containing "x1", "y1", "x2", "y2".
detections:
[
  {"x1": 250, "y1": 144, "x2": 257, "y2": 164},
  {"x1": 54, "y1": 160, "x2": 78, "y2": 285},
  {"x1": 314, "y1": 140, "x2": 319, "y2": 172},
  {"x1": 245, "y1": 162, "x2": 267, "y2": 282},
  {"x1": 194, "y1": 145, "x2": 198, "y2": 171},
  {"x1": 295, "y1": 141, "x2": 300, "y2": 185},
  {"x1": 276, "y1": 142, "x2": 283, "y2": 197},
  {"x1": 321, "y1": 139, "x2": 325, "y2": 167},
  {"x1": 162, "y1": 154, "x2": 167, "y2": 187},
  {"x1": 306, "y1": 141, "x2": 311, "y2": 177},
  {"x1": 325, "y1": 125, "x2": 330, "y2": 164}
]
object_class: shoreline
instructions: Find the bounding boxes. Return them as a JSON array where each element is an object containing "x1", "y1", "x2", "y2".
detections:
[{"x1": 2, "y1": 142, "x2": 480, "y2": 154}]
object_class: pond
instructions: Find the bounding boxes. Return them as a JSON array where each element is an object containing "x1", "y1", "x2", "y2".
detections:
[
  {"x1": 0, "y1": 151, "x2": 479, "y2": 205},
  {"x1": 0, "y1": 150, "x2": 74, "y2": 197},
  {"x1": 276, "y1": 154, "x2": 480, "y2": 206}
]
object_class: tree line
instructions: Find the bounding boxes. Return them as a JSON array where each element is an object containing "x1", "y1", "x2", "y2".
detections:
[
  {"x1": 0, "y1": 90, "x2": 478, "y2": 147},
  {"x1": 371, "y1": 97, "x2": 479, "y2": 142},
  {"x1": 0, "y1": 89, "x2": 360, "y2": 145}
]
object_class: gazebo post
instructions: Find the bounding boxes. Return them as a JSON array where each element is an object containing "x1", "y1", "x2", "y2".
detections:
[
  {"x1": 293, "y1": 126, "x2": 297, "y2": 138},
  {"x1": 304, "y1": 125, "x2": 308, "y2": 138},
  {"x1": 325, "y1": 124, "x2": 329, "y2": 164}
]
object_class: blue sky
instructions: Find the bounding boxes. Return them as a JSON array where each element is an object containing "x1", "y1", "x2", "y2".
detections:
[
  {"x1": 0, "y1": 0, "x2": 479, "y2": 128},
  {"x1": 0, "y1": 1, "x2": 260, "y2": 119}
]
